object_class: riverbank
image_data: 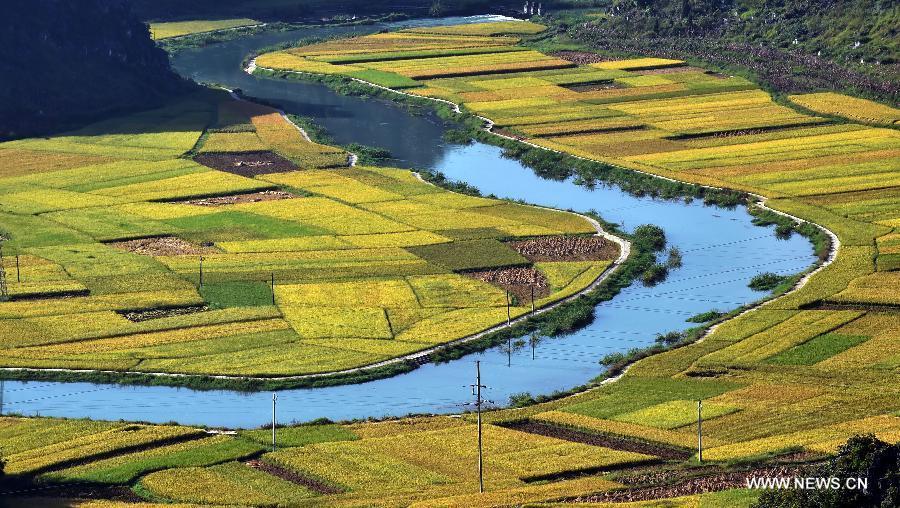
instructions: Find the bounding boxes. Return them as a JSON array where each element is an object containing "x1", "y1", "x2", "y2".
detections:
[
  {"x1": 0, "y1": 17, "x2": 817, "y2": 427},
  {"x1": 244, "y1": 19, "x2": 900, "y2": 467}
]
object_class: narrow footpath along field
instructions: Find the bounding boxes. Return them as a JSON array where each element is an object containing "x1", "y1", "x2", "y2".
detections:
[
  {"x1": 0, "y1": 89, "x2": 618, "y2": 380},
  {"x1": 251, "y1": 18, "x2": 900, "y2": 483}
]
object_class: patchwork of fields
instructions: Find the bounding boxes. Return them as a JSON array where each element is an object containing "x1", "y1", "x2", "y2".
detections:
[
  {"x1": 0, "y1": 89, "x2": 613, "y2": 377},
  {"x1": 255, "y1": 20, "x2": 900, "y2": 466},
  {"x1": 5, "y1": 415, "x2": 732, "y2": 507}
]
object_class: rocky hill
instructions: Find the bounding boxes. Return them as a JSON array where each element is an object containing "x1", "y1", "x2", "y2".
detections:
[{"x1": 0, "y1": 0, "x2": 191, "y2": 140}]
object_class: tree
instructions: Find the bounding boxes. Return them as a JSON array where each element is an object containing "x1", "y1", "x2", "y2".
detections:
[{"x1": 754, "y1": 435, "x2": 900, "y2": 508}]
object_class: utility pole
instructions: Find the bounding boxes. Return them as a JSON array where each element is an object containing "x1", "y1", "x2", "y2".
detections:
[
  {"x1": 272, "y1": 393, "x2": 277, "y2": 452},
  {"x1": 697, "y1": 399, "x2": 703, "y2": 463},
  {"x1": 16, "y1": 255, "x2": 20, "y2": 282},
  {"x1": 271, "y1": 272, "x2": 276, "y2": 305},
  {"x1": 0, "y1": 245, "x2": 8, "y2": 300},
  {"x1": 530, "y1": 331, "x2": 538, "y2": 360},
  {"x1": 199, "y1": 256, "x2": 205, "y2": 288},
  {"x1": 471, "y1": 361, "x2": 486, "y2": 493}
]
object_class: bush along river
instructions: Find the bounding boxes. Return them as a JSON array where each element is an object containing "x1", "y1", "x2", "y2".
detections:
[{"x1": 1, "y1": 16, "x2": 816, "y2": 428}]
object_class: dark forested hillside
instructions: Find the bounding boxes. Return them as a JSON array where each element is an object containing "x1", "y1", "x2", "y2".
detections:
[
  {"x1": 550, "y1": 0, "x2": 898, "y2": 102},
  {"x1": 556, "y1": 0, "x2": 897, "y2": 63},
  {"x1": 0, "y1": 0, "x2": 191, "y2": 140},
  {"x1": 126, "y1": 0, "x2": 521, "y2": 21}
]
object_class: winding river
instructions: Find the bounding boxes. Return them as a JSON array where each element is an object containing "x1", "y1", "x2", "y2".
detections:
[{"x1": 1, "y1": 16, "x2": 815, "y2": 428}]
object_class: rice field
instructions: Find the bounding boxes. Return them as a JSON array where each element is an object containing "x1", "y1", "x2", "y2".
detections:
[
  {"x1": 149, "y1": 18, "x2": 260, "y2": 40},
  {"x1": 789, "y1": 92, "x2": 900, "y2": 126},
  {"x1": 2, "y1": 415, "x2": 645, "y2": 507},
  {"x1": 3, "y1": 20, "x2": 899, "y2": 508},
  {"x1": 0, "y1": 87, "x2": 610, "y2": 377},
  {"x1": 251, "y1": 19, "x2": 900, "y2": 473}
]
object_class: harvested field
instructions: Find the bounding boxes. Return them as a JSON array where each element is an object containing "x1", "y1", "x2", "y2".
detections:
[
  {"x1": 569, "y1": 465, "x2": 803, "y2": 503},
  {"x1": 551, "y1": 50, "x2": 610, "y2": 65},
  {"x1": 185, "y1": 190, "x2": 297, "y2": 206},
  {"x1": 110, "y1": 236, "x2": 217, "y2": 256},
  {"x1": 503, "y1": 421, "x2": 690, "y2": 460},
  {"x1": 562, "y1": 81, "x2": 625, "y2": 92},
  {"x1": 194, "y1": 151, "x2": 298, "y2": 176},
  {"x1": 119, "y1": 305, "x2": 210, "y2": 322},
  {"x1": 246, "y1": 459, "x2": 342, "y2": 494},
  {"x1": 507, "y1": 236, "x2": 618, "y2": 262},
  {"x1": 640, "y1": 66, "x2": 710, "y2": 75},
  {"x1": 466, "y1": 266, "x2": 551, "y2": 303}
]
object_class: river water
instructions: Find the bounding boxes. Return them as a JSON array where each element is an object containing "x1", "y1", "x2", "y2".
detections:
[{"x1": 1, "y1": 16, "x2": 815, "y2": 428}]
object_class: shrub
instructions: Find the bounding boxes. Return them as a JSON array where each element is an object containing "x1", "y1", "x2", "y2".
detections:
[
  {"x1": 632, "y1": 224, "x2": 667, "y2": 252},
  {"x1": 749, "y1": 272, "x2": 789, "y2": 291},
  {"x1": 753, "y1": 435, "x2": 900, "y2": 508}
]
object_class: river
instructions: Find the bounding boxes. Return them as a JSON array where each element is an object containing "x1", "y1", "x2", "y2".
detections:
[{"x1": 0, "y1": 16, "x2": 815, "y2": 428}]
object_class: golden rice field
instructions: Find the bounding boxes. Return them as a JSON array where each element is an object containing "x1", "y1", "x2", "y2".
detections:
[
  {"x1": 0, "y1": 89, "x2": 610, "y2": 377},
  {"x1": 1, "y1": 20, "x2": 898, "y2": 508},
  {"x1": 255, "y1": 20, "x2": 900, "y2": 470},
  {"x1": 4, "y1": 415, "x2": 676, "y2": 507},
  {"x1": 149, "y1": 18, "x2": 260, "y2": 40},
  {"x1": 789, "y1": 92, "x2": 900, "y2": 126}
]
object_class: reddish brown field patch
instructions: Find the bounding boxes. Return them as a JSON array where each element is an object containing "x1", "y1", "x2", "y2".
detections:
[
  {"x1": 185, "y1": 190, "x2": 297, "y2": 206},
  {"x1": 550, "y1": 50, "x2": 609, "y2": 65},
  {"x1": 503, "y1": 421, "x2": 690, "y2": 460},
  {"x1": 120, "y1": 305, "x2": 210, "y2": 322},
  {"x1": 562, "y1": 81, "x2": 625, "y2": 92},
  {"x1": 507, "y1": 236, "x2": 619, "y2": 262},
  {"x1": 466, "y1": 266, "x2": 550, "y2": 304},
  {"x1": 246, "y1": 459, "x2": 342, "y2": 494},
  {"x1": 194, "y1": 151, "x2": 298, "y2": 176},
  {"x1": 570, "y1": 465, "x2": 803, "y2": 503},
  {"x1": 110, "y1": 236, "x2": 217, "y2": 256}
]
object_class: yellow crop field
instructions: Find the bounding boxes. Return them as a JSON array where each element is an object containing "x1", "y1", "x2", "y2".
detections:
[
  {"x1": 246, "y1": 21, "x2": 900, "y2": 475},
  {"x1": 789, "y1": 92, "x2": 900, "y2": 125},
  {"x1": 0, "y1": 85, "x2": 602, "y2": 377},
  {"x1": 591, "y1": 57, "x2": 685, "y2": 70},
  {"x1": 149, "y1": 18, "x2": 259, "y2": 40}
]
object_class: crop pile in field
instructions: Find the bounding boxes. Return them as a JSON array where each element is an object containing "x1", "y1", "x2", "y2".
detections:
[
  {"x1": 184, "y1": 189, "x2": 296, "y2": 206},
  {"x1": 110, "y1": 236, "x2": 215, "y2": 256},
  {"x1": 507, "y1": 235, "x2": 618, "y2": 262},
  {"x1": 0, "y1": 87, "x2": 602, "y2": 376},
  {"x1": 466, "y1": 266, "x2": 551, "y2": 303}
]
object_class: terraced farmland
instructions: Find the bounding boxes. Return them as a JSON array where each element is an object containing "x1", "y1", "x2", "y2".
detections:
[
  {"x1": 0, "y1": 89, "x2": 615, "y2": 378},
  {"x1": 254, "y1": 20, "x2": 900, "y2": 470},
  {"x1": 2, "y1": 415, "x2": 670, "y2": 507}
]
